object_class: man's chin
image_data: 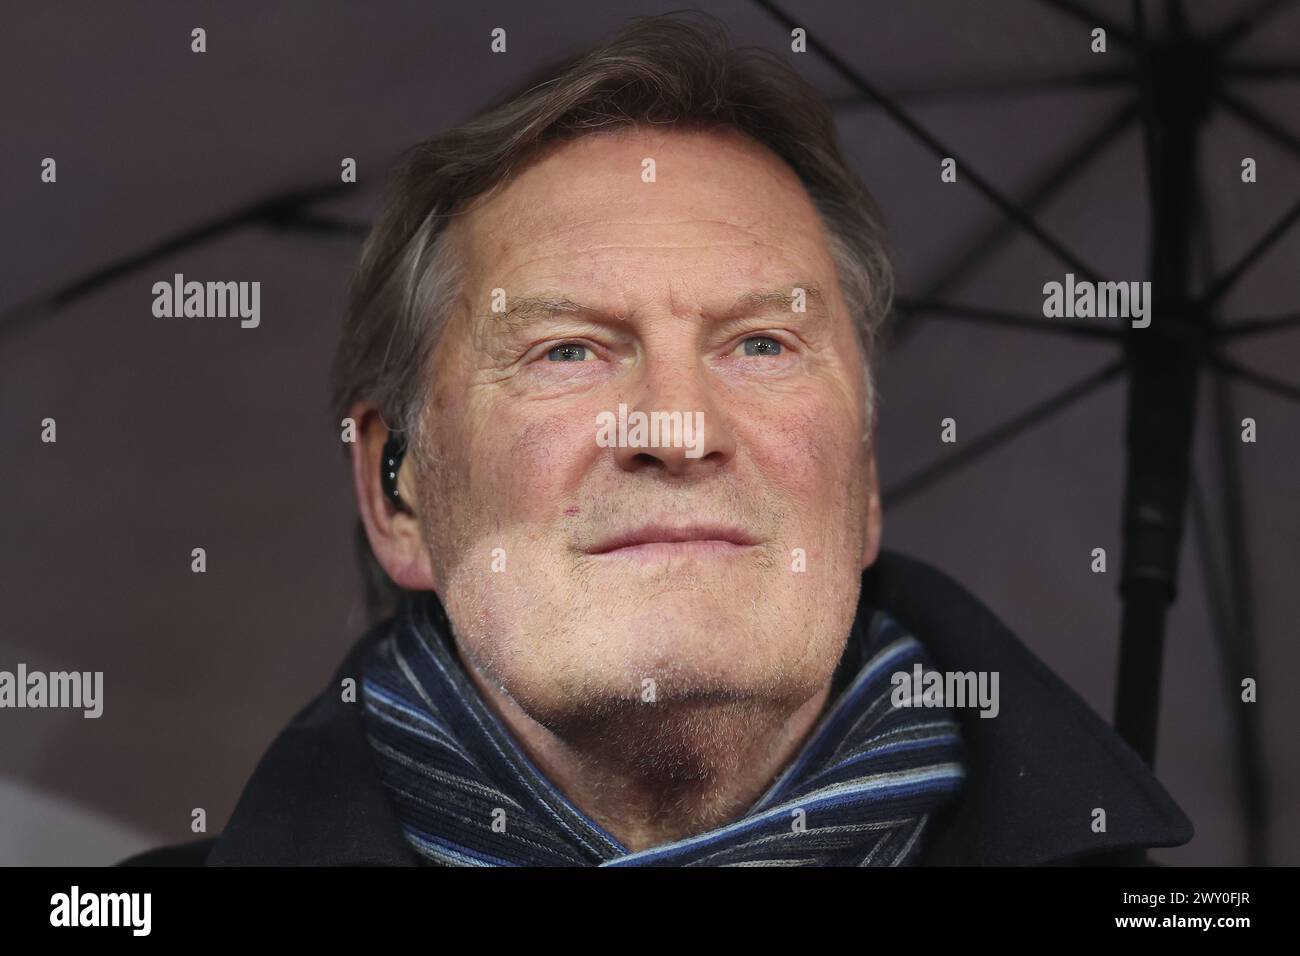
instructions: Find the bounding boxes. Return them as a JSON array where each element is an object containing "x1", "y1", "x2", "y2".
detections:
[
  {"x1": 597, "y1": 603, "x2": 763, "y2": 662},
  {"x1": 518, "y1": 666, "x2": 814, "y2": 744},
  {"x1": 547, "y1": 616, "x2": 818, "y2": 706}
]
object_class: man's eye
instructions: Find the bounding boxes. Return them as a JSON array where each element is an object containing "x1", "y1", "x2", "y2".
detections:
[
  {"x1": 738, "y1": 336, "x2": 783, "y2": 357},
  {"x1": 546, "y1": 343, "x2": 591, "y2": 362}
]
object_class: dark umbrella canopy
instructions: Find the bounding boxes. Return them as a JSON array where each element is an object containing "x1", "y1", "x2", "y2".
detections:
[{"x1": 1, "y1": 0, "x2": 1296, "y2": 865}]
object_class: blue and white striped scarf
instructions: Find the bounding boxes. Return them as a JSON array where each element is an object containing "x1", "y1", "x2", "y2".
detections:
[{"x1": 360, "y1": 591, "x2": 966, "y2": 866}]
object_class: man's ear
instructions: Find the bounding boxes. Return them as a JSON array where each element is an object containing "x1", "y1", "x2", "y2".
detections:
[
  {"x1": 862, "y1": 407, "x2": 883, "y2": 570},
  {"x1": 350, "y1": 402, "x2": 436, "y2": 591}
]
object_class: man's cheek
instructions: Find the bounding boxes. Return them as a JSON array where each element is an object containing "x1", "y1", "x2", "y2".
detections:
[
  {"x1": 747, "y1": 408, "x2": 842, "y2": 496},
  {"x1": 493, "y1": 412, "x2": 593, "y2": 508}
]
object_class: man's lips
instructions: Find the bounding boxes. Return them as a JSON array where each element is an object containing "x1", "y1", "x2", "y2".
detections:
[{"x1": 585, "y1": 524, "x2": 759, "y2": 557}]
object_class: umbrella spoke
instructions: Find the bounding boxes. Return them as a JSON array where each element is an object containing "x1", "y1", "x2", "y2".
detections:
[
  {"x1": 880, "y1": 357, "x2": 1127, "y2": 508},
  {"x1": 1210, "y1": 353, "x2": 1300, "y2": 405},
  {"x1": 826, "y1": 69, "x2": 1133, "y2": 111},
  {"x1": 1222, "y1": 60, "x2": 1300, "y2": 81},
  {"x1": 1190, "y1": 480, "x2": 1269, "y2": 867},
  {"x1": 1218, "y1": 88, "x2": 1300, "y2": 163},
  {"x1": 262, "y1": 211, "x2": 369, "y2": 237},
  {"x1": 895, "y1": 298, "x2": 1122, "y2": 341},
  {"x1": 1187, "y1": 472, "x2": 1236, "y2": 725},
  {"x1": 1200, "y1": 373, "x2": 1270, "y2": 864},
  {"x1": 1209, "y1": 0, "x2": 1297, "y2": 51},
  {"x1": 1216, "y1": 312, "x2": 1300, "y2": 338},
  {"x1": 1036, "y1": 0, "x2": 1139, "y2": 52},
  {"x1": 751, "y1": 0, "x2": 1107, "y2": 284},
  {"x1": 890, "y1": 100, "x2": 1139, "y2": 348},
  {"x1": 1197, "y1": 191, "x2": 1300, "y2": 310},
  {"x1": 0, "y1": 182, "x2": 355, "y2": 341}
]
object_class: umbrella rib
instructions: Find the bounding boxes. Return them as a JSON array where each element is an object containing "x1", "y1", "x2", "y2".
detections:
[
  {"x1": 1204, "y1": 371, "x2": 1271, "y2": 864},
  {"x1": 1131, "y1": 0, "x2": 1162, "y2": 202},
  {"x1": 1197, "y1": 191, "x2": 1300, "y2": 311},
  {"x1": 894, "y1": 298, "x2": 1122, "y2": 341},
  {"x1": 1035, "y1": 0, "x2": 1139, "y2": 52},
  {"x1": 1209, "y1": 0, "x2": 1298, "y2": 52},
  {"x1": 1189, "y1": 462, "x2": 1269, "y2": 865},
  {"x1": 0, "y1": 181, "x2": 357, "y2": 341},
  {"x1": 263, "y1": 211, "x2": 370, "y2": 237},
  {"x1": 880, "y1": 357, "x2": 1127, "y2": 508},
  {"x1": 825, "y1": 68, "x2": 1134, "y2": 110},
  {"x1": 1201, "y1": 93, "x2": 1300, "y2": 308},
  {"x1": 1215, "y1": 312, "x2": 1300, "y2": 338},
  {"x1": 1189, "y1": 167, "x2": 1270, "y2": 866},
  {"x1": 890, "y1": 99, "x2": 1140, "y2": 348},
  {"x1": 1209, "y1": 353, "x2": 1300, "y2": 405},
  {"x1": 1218, "y1": 88, "x2": 1300, "y2": 163},
  {"x1": 1221, "y1": 60, "x2": 1300, "y2": 81},
  {"x1": 750, "y1": 0, "x2": 1107, "y2": 284}
]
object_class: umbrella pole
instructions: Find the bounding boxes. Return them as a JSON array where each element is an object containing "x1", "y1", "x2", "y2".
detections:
[{"x1": 1114, "y1": 16, "x2": 1209, "y2": 772}]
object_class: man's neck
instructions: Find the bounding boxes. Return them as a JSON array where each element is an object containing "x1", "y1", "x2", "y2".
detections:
[{"x1": 459, "y1": 663, "x2": 836, "y2": 852}]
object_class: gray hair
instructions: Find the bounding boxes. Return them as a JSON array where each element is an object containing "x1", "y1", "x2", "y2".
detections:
[{"x1": 331, "y1": 11, "x2": 895, "y2": 620}]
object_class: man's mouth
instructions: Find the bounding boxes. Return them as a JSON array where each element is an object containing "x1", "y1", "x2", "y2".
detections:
[{"x1": 585, "y1": 524, "x2": 758, "y2": 560}]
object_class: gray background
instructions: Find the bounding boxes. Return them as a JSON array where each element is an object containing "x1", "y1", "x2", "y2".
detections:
[{"x1": 1, "y1": 0, "x2": 1296, "y2": 865}]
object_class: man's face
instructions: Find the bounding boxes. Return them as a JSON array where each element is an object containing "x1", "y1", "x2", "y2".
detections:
[{"x1": 415, "y1": 126, "x2": 880, "y2": 730}]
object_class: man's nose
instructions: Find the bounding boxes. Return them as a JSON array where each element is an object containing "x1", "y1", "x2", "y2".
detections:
[{"x1": 607, "y1": 355, "x2": 736, "y2": 476}]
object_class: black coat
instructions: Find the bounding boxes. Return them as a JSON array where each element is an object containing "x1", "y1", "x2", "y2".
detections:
[{"x1": 119, "y1": 550, "x2": 1193, "y2": 866}]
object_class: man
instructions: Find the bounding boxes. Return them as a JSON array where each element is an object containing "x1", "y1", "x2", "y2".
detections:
[{"x1": 122, "y1": 13, "x2": 1192, "y2": 867}]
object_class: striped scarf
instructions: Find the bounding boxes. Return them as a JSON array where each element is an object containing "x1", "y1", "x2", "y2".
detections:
[{"x1": 360, "y1": 591, "x2": 966, "y2": 866}]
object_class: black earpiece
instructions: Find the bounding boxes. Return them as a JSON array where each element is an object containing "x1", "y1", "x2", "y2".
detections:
[{"x1": 381, "y1": 432, "x2": 409, "y2": 511}]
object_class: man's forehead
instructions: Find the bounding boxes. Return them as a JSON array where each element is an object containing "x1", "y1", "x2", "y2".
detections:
[{"x1": 459, "y1": 126, "x2": 828, "y2": 256}]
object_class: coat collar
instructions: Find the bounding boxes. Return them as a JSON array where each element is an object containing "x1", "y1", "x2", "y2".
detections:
[
  {"x1": 861, "y1": 551, "x2": 1193, "y2": 864},
  {"x1": 206, "y1": 550, "x2": 1192, "y2": 866},
  {"x1": 205, "y1": 614, "x2": 419, "y2": 866}
]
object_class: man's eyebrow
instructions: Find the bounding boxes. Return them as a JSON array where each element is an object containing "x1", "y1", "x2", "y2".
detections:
[
  {"x1": 486, "y1": 284, "x2": 826, "y2": 331},
  {"x1": 489, "y1": 295, "x2": 609, "y2": 333},
  {"x1": 722, "y1": 284, "x2": 825, "y2": 319}
]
